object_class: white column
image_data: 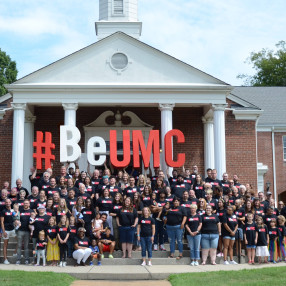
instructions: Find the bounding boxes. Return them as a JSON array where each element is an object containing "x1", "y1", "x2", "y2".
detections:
[
  {"x1": 62, "y1": 103, "x2": 78, "y2": 126},
  {"x1": 11, "y1": 103, "x2": 26, "y2": 187},
  {"x1": 202, "y1": 116, "x2": 215, "y2": 174},
  {"x1": 213, "y1": 104, "x2": 227, "y2": 179},
  {"x1": 23, "y1": 115, "x2": 36, "y2": 191},
  {"x1": 159, "y1": 103, "x2": 175, "y2": 176}
]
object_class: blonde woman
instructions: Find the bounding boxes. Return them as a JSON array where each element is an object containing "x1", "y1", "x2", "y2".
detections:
[{"x1": 137, "y1": 207, "x2": 155, "y2": 266}]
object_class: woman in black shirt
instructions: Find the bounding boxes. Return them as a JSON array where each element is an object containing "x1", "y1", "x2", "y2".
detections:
[
  {"x1": 201, "y1": 205, "x2": 221, "y2": 265},
  {"x1": 221, "y1": 205, "x2": 238, "y2": 265},
  {"x1": 165, "y1": 197, "x2": 187, "y2": 259},
  {"x1": 116, "y1": 197, "x2": 138, "y2": 258},
  {"x1": 185, "y1": 204, "x2": 202, "y2": 266},
  {"x1": 137, "y1": 207, "x2": 155, "y2": 266}
]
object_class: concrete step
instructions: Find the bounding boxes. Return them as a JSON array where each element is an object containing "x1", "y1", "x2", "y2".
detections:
[{"x1": 0, "y1": 255, "x2": 247, "y2": 266}]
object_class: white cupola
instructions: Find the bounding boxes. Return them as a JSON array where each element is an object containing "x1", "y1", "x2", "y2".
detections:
[{"x1": 95, "y1": 0, "x2": 142, "y2": 40}]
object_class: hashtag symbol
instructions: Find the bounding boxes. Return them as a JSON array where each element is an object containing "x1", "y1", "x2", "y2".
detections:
[{"x1": 33, "y1": 131, "x2": 55, "y2": 169}]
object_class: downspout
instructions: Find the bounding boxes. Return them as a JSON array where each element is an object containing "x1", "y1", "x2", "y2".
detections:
[{"x1": 271, "y1": 127, "x2": 277, "y2": 207}]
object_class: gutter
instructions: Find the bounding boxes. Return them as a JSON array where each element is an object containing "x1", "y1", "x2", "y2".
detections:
[{"x1": 271, "y1": 126, "x2": 277, "y2": 207}]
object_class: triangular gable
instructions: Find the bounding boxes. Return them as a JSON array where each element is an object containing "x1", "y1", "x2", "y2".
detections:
[{"x1": 15, "y1": 32, "x2": 228, "y2": 86}]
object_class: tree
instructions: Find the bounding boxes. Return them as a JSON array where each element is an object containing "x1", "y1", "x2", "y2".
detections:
[
  {"x1": 237, "y1": 41, "x2": 286, "y2": 86},
  {"x1": 0, "y1": 49, "x2": 18, "y2": 96}
]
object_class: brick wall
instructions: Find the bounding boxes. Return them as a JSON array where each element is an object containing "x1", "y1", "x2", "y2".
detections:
[
  {"x1": 257, "y1": 131, "x2": 286, "y2": 199},
  {"x1": 225, "y1": 106, "x2": 258, "y2": 191},
  {"x1": 0, "y1": 98, "x2": 13, "y2": 184},
  {"x1": 33, "y1": 106, "x2": 205, "y2": 176}
]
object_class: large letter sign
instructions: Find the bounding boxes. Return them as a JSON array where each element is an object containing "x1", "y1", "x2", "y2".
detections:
[
  {"x1": 132, "y1": 130, "x2": 160, "y2": 168},
  {"x1": 87, "y1": 136, "x2": 106, "y2": 166},
  {"x1": 60, "y1": 125, "x2": 81, "y2": 162},
  {"x1": 109, "y1": 130, "x2": 131, "y2": 168},
  {"x1": 165, "y1": 129, "x2": 185, "y2": 167},
  {"x1": 56, "y1": 126, "x2": 186, "y2": 169}
]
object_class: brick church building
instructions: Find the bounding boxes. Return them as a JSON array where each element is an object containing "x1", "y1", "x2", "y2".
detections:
[{"x1": 0, "y1": 0, "x2": 285, "y2": 204}]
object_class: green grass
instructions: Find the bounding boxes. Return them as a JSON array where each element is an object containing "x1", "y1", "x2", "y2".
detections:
[
  {"x1": 169, "y1": 266, "x2": 286, "y2": 286},
  {"x1": 0, "y1": 270, "x2": 76, "y2": 286}
]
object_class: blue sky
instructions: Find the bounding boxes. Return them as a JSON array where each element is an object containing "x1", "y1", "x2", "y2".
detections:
[{"x1": 0, "y1": 0, "x2": 285, "y2": 85}]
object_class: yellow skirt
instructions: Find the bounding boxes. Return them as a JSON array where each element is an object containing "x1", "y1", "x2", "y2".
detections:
[{"x1": 46, "y1": 238, "x2": 60, "y2": 261}]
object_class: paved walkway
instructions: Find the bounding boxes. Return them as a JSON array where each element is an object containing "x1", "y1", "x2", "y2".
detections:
[
  {"x1": 0, "y1": 263, "x2": 285, "y2": 280},
  {"x1": 71, "y1": 281, "x2": 171, "y2": 286}
]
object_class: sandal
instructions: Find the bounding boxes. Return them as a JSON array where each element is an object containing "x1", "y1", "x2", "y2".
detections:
[
  {"x1": 168, "y1": 254, "x2": 174, "y2": 258},
  {"x1": 176, "y1": 255, "x2": 183, "y2": 260}
]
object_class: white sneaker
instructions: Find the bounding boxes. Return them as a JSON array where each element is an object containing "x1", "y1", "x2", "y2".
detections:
[
  {"x1": 4, "y1": 259, "x2": 10, "y2": 265},
  {"x1": 59, "y1": 261, "x2": 63, "y2": 267},
  {"x1": 148, "y1": 261, "x2": 152, "y2": 266},
  {"x1": 160, "y1": 244, "x2": 166, "y2": 251},
  {"x1": 229, "y1": 260, "x2": 238, "y2": 265},
  {"x1": 224, "y1": 260, "x2": 229, "y2": 265},
  {"x1": 63, "y1": 262, "x2": 67, "y2": 267},
  {"x1": 190, "y1": 261, "x2": 195, "y2": 266},
  {"x1": 153, "y1": 244, "x2": 158, "y2": 251},
  {"x1": 141, "y1": 261, "x2": 146, "y2": 266},
  {"x1": 194, "y1": 261, "x2": 199, "y2": 266}
]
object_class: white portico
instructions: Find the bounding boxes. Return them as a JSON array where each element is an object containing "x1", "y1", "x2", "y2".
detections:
[{"x1": 6, "y1": 0, "x2": 233, "y2": 188}]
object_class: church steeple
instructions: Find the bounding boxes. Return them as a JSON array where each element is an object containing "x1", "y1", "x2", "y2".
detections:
[{"x1": 95, "y1": 0, "x2": 142, "y2": 40}]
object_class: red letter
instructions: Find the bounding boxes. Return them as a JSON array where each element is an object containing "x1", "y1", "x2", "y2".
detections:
[
  {"x1": 165, "y1": 129, "x2": 185, "y2": 167},
  {"x1": 109, "y1": 130, "x2": 130, "y2": 168},
  {"x1": 132, "y1": 130, "x2": 160, "y2": 168}
]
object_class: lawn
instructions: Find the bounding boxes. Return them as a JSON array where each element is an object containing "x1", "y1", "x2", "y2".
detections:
[
  {"x1": 169, "y1": 266, "x2": 286, "y2": 286},
  {"x1": 0, "y1": 270, "x2": 76, "y2": 286}
]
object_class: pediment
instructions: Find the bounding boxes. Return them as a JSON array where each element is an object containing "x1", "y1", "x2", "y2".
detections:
[
  {"x1": 84, "y1": 110, "x2": 153, "y2": 128},
  {"x1": 15, "y1": 32, "x2": 228, "y2": 86}
]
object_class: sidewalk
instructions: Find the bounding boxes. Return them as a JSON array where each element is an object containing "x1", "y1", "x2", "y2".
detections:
[{"x1": 0, "y1": 262, "x2": 285, "y2": 280}]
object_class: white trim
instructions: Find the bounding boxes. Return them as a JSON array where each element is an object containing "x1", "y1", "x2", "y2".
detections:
[
  {"x1": 257, "y1": 126, "x2": 286, "y2": 132},
  {"x1": 0, "y1": 93, "x2": 12, "y2": 103},
  {"x1": 257, "y1": 162, "x2": 268, "y2": 193},
  {"x1": 232, "y1": 109, "x2": 263, "y2": 120},
  {"x1": 227, "y1": 94, "x2": 258, "y2": 108}
]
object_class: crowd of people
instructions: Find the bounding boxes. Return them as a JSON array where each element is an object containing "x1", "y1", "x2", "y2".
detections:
[{"x1": 1, "y1": 163, "x2": 286, "y2": 267}]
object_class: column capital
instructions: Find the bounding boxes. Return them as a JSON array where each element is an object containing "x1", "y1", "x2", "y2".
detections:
[
  {"x1": 25, "y1": 115, "x2": 36, "y2": 123},
  {"x1": 159, "y1": 103, "x2": 175, "y2": 111},
  {"x1": 62, "y1": 103, "x2": 78, "y2": 111},
  {"x1": 11, "y1": 103, "x2": 26, "y2": 110},
  {"x1": 202, "y1": 116, "x2": 213, "y2": 124},
  {"x1": 212, "y1": 104, "x2": 227, "y2": 111}
]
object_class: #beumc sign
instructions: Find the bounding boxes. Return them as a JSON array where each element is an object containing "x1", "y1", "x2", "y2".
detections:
[{"x1": 60, "y1": 126, "x2": 186, "y2": 168}]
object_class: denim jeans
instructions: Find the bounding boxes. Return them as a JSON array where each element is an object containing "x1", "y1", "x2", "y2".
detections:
[
  {"x1": 187, "y1": 234, "x2": 201, "y2": 260},
  {"x1": 154, "y1": 220, "x2": 164, "y2": 245},
  {"x1": 140, "y1": 236, "x2": 152, "y2": 258},
  {"x1": 166, "y1": 225, "x2": 183, "y2": 254},
  {"x1": 201, "y1": 233, "x2": 219, "y2": 249},
  {"x1": 17, "y1": 230, "x2": 30, "y2": 261}
]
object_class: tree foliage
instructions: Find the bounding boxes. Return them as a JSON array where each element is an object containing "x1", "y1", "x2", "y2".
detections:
[
  {"x1": 238, "y1": 41, "x2": 286, "y2": 86},
  {"x1": 0, "y1": 48, "x2": 18, "y2": 96}
]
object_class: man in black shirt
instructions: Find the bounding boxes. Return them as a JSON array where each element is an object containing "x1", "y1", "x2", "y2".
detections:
[
  {"x1": 0, "y1": 198, "x2": 15, "y2": 264},
  {"x1": 221, "y1": 173, "x2": 231, "y2": 195},
  {"x1": 205, "y1": 168, "x2": 213, "y2": 183},
  {"x1": 16, "y1": 199, "x2": 34, "y2": 265},
  {"x1": 98, "y1": 227, "x2": 116, "y2": 258}
]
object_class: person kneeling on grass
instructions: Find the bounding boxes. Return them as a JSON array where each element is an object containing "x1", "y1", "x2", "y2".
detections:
[
  {"x1": 89, "y1": 239, "x2": 102, "y2": 266},
  {"x1": 98, "y1": 227, "x2": 116, "y2": 258},
  {"x1": 73, "y1": 227, "x2": 92, "y2": 266}
]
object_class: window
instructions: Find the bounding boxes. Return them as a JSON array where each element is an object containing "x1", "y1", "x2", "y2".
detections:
[
  {"x1": 283, "y1": 136, "x2": 286, "y2": 161},
  {"x1": 113, "y1": 0, "x2": 123, "y2": 15}
]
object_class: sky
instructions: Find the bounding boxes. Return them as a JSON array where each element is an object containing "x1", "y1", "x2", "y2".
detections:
[{"x1": 0, "y1": 0, "x2": 285, "y2": 85}]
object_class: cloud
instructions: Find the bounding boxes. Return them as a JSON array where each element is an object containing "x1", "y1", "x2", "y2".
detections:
[{"x1": 1, "y1": 0, "x2": 286, "y2": 84}]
